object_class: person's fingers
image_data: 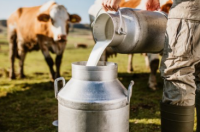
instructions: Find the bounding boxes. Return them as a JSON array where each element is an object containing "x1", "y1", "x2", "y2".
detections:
[
  {"x1": 105, "y1": 6, "x2": 111, "y2": 12},
  {"x1": 102, "y1": 0, "x2": 120, "y2": 12},
  {"x1": 156, "y1": 3, "x2": 160, "y2": 10},
  {"x1": 102, "y1": 5, "x2": 108, "y2": 12},
  {"x1": 110, "y1": 0, "x2": 119, "y2": 11},
  {"x1": 102, "y1": 0, "x2": 109, "y2": 11},
  {"x1": 108, "y1": 2, "x2": 115, "y2": 11},
  {"x1": 112, "y1": 5, "x2": 119, "y2": 11},
  {"x1": 102, "y1": 0, "x2": 106, "y2": 7},
  {"x1": 102, "y1": 0, "x2": 111, "y2": 11},
  {"x1": 113, "y1": 5, "x2": 119, "y2": 11},
  {"x1": 106, "y1": 0, "x2": 115, "y2": 11},
  {"x1": 151, "y1": 3, "x2": 160, "y2": 11},
  {"x1": 146, "y1": 3, "x2": 150, "y2": 10},
  {"x1": 108, "y1": 6, "x2": 115, "y2": 11}
]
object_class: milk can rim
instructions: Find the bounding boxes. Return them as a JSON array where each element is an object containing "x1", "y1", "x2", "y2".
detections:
[
  {"x1": 93, "y1": 12, "x2": 115, "y2": 44},
  {"x1": 71, "y1": 61, "x2": 118, "y2": 71}
]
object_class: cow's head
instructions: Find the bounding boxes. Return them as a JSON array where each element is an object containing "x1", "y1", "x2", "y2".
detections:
[{"x1": 37, "y1": 1, "x2": 81, "y2": 42}]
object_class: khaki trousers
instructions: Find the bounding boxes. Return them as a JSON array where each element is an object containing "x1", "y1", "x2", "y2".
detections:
[{"x1": 160, "y1": 19, "x2": 200, "y2": 106}]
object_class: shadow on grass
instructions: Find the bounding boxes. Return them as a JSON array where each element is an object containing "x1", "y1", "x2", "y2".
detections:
[
  {"x1": 0, "y1": 72, "x2": 166, "y2": 132},
  {"x1": 130, "y1": 123, "x2": 161, "y2": 132},
  {"x1": 0, "y1": 81, "x2": 64, "y2": 132}
]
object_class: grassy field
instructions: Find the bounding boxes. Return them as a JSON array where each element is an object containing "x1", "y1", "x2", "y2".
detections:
[{"x1": 0, "y1": 28, "x2": 197, "y2": 132}]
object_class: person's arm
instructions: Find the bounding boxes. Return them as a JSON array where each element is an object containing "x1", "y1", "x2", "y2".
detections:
[{"x1": 102, "y1": 0, "x2": 160, "y2": 12}]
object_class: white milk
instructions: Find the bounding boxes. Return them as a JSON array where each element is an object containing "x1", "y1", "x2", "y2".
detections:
[{"x1": 86, "y1": 40, "x2": 110, "y2": 66}]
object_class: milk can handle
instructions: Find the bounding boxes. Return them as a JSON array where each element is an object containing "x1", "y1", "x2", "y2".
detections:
[
  {"x1": 117, "y1": 9, "x2": 125, "y2": 35},
  {"x1": 127, "y1": 80, "x2": 134, "y2": 103},
  {"x1": 54, "y1": 77, "x2": 65, "y2": 99}
]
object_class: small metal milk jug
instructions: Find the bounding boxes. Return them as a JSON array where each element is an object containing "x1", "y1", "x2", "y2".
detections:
[
  {"x1": 92, "y1": 8, "x2": 167, "y2": 53},
  {"x1": 54, "y1": 61, "x2": 134, "y2": 132}
]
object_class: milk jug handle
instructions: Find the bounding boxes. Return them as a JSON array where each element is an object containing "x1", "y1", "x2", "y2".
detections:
[
  {"x1": 127, "y1": 80, "x2": 134, "y2": 103},
  {"x1": 54, "y1": 77, "x2": 65, "y2": 99},
  {"x1": 117, "y1": 9, "x2": 125, "y2": 35}
]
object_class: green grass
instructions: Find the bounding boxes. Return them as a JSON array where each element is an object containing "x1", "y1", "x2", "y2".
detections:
[{"x1": 0, "y1": 29, "x2": 197, "y2": 132}]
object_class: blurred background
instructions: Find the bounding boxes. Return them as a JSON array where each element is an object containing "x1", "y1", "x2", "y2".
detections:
[
  {"x1": 0, "y1": 0, "x2": 192, "y2": 132},
  {"x1": 0, "y1": 0, "x2": 94, "y2": 23}
]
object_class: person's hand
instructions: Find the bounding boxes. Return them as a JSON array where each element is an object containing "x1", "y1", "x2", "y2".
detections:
[
  {"x1": 146, "y1": 0, "x2": 160, "y2": 11},
  {"x1": 102, "y1": 0, "x2": 122, "y2": 12}
]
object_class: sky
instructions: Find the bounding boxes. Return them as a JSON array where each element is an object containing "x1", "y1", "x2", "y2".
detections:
[{"x1": 0, "y1": 0, "x2": 95, "y2": 23}]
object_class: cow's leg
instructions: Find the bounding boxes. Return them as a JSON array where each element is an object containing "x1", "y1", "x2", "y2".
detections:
[
  {"x1": 147, "y1": 53, "x2": 159, "y2": 90},
  {"x1": 127, "y1": 54, "x2": 134, "y2": 73},
  {"x1": 17, "y1": 42, "x2": 27, "y2": 78},
  {"x1": 8, "y1": 32, "x2": 17, "y2": 79},
  {"x1": 41, "y1": 49, "x2": 55, "y2": 80},
  {"x1": 144, "y1": 53, "x2": 150, "y2": 69},
  {"x1": 55, "y1": 54, "x2": 63, "y2": 78},
  {"x1": 9, "y1": 42, "x2": 17, "y2": 79}
]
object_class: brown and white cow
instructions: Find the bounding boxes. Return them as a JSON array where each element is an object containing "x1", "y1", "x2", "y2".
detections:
[
  {"x1": 89, "y1": 0, "x2": 172, "y2": 90},
  {"x1": 7, "y1": 1, "x2": 81, "y2": 80}
]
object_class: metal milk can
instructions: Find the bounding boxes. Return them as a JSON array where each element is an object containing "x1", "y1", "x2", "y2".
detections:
[
  {"x1": 54, "y1": 61, "x2": 134, "y2": 132},
  {"x1": 92, "y1": 8, "x2": 167, "y2": 53}
]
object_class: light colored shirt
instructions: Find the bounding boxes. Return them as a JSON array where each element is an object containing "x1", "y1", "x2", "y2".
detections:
[{"x1": 169, "y1": 0, "x2": 200, "y2": 20}]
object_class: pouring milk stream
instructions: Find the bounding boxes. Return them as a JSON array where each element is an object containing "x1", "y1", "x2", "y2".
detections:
[{"x1": 86, "y1": 41, "x2": 110, "y2": 66}]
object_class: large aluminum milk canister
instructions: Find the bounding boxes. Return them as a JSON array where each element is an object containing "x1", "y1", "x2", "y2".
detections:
[
  {"x1": 54, "y1": 61, "x2": 134, "y2": 132},
  {"x1": 92, "y1": 8, "x2": 167, "y2": 53}
]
